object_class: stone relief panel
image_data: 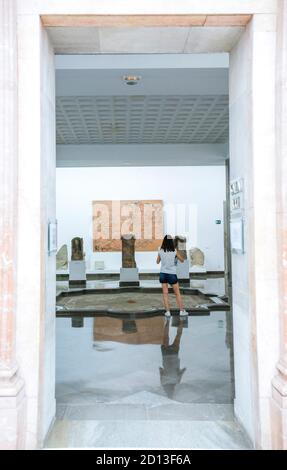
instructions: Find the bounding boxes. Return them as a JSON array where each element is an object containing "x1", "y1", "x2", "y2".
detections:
[
  {"x1": 174, "y1": 235, "x2": 187, "y2": 260},
  {"x1": 121, "y1": 234, "x2": 137, "y2": 268},
  {"x1": 56, "y1": 244, "x2": 68, "y2": 269},
  {"x1": 92, "y1": 200, "x2": 163, "y2": 252},
  {"x1": 71, "y1": 237, "x2": 85, "y2": 260},
  {"x1": 189, "y1": 247, "x2": 205, "y2": 266}
]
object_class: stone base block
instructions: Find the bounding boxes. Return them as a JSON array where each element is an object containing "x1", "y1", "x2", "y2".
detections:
[
  {"x1": 176, "y1": 259, "x2": 190, "y2": 285},
  {"x1": 190, "y1": 265, "x2": 207, "y2": 273},
  {"x1": 120, "y1": 268, "x2": 140, "y2": 287},
  {"x1": 69, "y1": 280, "x2": 87, "y2": 287},
  {"x1": 69, "y1": 260, "x2": 86, "y2": 286},
  {"x1": 178, "y1": 278, "x2": 190, "y2": 286},
  {"x1": 119, "y1": 281, "x2": 140, "y2": 287},
  {"x1": 0, "y1": 377, "x2": 26, "y2": 450},
  {"x1": 271, "y1": 375, "x2": 287, "y2": 449}
]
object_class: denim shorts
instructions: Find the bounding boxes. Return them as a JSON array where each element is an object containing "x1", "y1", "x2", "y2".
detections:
[{"x1": 159, "y1": 272, "x2": 178, "y2": 285}]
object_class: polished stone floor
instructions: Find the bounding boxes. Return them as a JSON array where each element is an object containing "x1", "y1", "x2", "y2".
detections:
[
  {"x1": 46, "y1": 419, "x2": 251, "y2": 449},
  {"x1": 46, "y1": 306, "x2": 252, "y2": 449}
]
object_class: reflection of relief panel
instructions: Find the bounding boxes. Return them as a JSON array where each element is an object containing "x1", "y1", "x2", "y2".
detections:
[{"x1": 93, "y1": 316, "x2": 165, "y2": 345}]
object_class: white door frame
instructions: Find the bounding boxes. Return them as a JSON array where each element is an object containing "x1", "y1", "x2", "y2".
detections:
[{"x1": 12, "y1": 1, "x2": 284, "y2": 449}]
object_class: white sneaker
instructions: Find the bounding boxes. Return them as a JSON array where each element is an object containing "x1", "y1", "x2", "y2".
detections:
[
  {"x1": 165, "y1": 311, "x2": 171, "y2": 317},
  {"x1": 180, "y1": 310, "x2": 188, "y2": 317}
]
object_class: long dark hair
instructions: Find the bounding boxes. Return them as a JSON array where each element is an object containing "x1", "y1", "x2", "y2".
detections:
[{"x1": 161, "y1": 235, "x2": 175, "y2": 252}]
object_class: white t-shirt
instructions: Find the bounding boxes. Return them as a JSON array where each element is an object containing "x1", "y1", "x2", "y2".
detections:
[{"x1": 159, "y1": 249, "x2": 177, "y2": 274}]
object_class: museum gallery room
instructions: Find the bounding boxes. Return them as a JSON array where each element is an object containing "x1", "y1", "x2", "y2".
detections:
[{"x1": 50, "y1": 51, "x2": 248, "y2": 449}]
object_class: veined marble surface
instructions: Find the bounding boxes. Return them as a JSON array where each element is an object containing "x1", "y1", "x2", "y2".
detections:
[
  {"x1": 44, "y1": 309, "x2": 249, "y2": 449},
  {"x1": 46, "y1": 419, "x2": 251, "y2": 449}
]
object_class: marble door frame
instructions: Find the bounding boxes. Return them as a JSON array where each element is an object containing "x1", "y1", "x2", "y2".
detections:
[{"x1": 1, "y1": 0, "x2": 285, "y2": 449}]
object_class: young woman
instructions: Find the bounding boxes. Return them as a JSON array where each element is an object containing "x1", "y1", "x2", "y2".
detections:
[{"x1": 156, "y1": 235, "x2": 188, "y2": 317}]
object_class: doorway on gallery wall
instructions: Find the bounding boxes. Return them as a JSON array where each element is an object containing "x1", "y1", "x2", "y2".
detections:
[
  {"x1": 41, "y1": 17, "x2": 255, "y2": 449},
  {"x1": 50, "y1": 51, "x2": 237, "y2": 449}
]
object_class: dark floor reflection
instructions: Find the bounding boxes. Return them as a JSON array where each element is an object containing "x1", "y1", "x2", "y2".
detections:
[
  {"x1": 56, "y1": 311, "x2": 234, "y2": 409},
  {"x1": 160, "y1": 319, "x2": 186, "y2": 399}
]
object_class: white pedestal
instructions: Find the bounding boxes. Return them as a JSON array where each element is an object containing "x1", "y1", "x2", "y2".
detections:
[
  {"x1": 69, "y1": 260, "x2": 86, "y2": 286},
  {"x1": 120, "y1": 267, "x2": 140, "y2": 286},
  {"x1": 190, "y1": 265, "x2": 207, "y2": 274},
  {"x1": 176, "y1": 259, "x2": 190, "y2": 280}
]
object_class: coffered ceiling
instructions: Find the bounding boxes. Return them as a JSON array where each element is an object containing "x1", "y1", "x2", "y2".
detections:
[{"x1": 56, "y1": 94, "x2": 229, "y2": 145}]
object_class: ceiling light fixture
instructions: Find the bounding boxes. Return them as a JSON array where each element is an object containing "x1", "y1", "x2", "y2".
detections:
[{"x1": 122, "y1": 75, "x2": 141, "y2": 86}]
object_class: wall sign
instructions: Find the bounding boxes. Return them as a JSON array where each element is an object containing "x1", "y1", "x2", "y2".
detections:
[
  {"x1": 230, "y1": 178, "x2": 244, "y2": 214},
  {"x1": 230, "y1": 178, "x2": 243, "y2": 195},
  {"x1": 48, "y1": 221, "x2": 58, "y2": 254},
  {"x1": 230, "y1": 218, "x2": 244, "y2": 254}
]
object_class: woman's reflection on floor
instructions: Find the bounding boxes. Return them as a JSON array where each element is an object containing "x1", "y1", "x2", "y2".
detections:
[{"x1": 160, "y1": 317, "x2": 187, "y2": 399}]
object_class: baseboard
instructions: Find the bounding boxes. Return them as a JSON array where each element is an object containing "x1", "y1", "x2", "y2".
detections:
[
  {"x1": 57, "y1": 271, "x2": 225, "y2": 282},
  {"x1": 233, "y1": 399, "x2": 255, "y2": 449},
  {"x1": 42, "y1": 408, "x2": 56, "y2": 449}
]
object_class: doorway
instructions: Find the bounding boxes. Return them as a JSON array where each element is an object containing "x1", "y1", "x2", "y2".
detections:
[{"x1": 16, "y1": 12, "x2": 279, "y2": 449}]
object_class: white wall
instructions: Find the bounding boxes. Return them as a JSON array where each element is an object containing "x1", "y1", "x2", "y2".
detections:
[
  {"x1": 17, "y1": 18, "x2": 56, "y2": 448},
  {"x1": 56, "y1": 165, "x2": 226, "y2": 271},
  {"x1": 229, "y1": 15, "x2": 279, "y2": 448},
  {"x1": 41, "y1": 28, "x2": 57, "y2": 444},
  {"x1": 57, "y1": 143, "x2": 227, "y2": 167},
  {"x1": 229, "y1": 20, "x2": 254, "y2": 443}
]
